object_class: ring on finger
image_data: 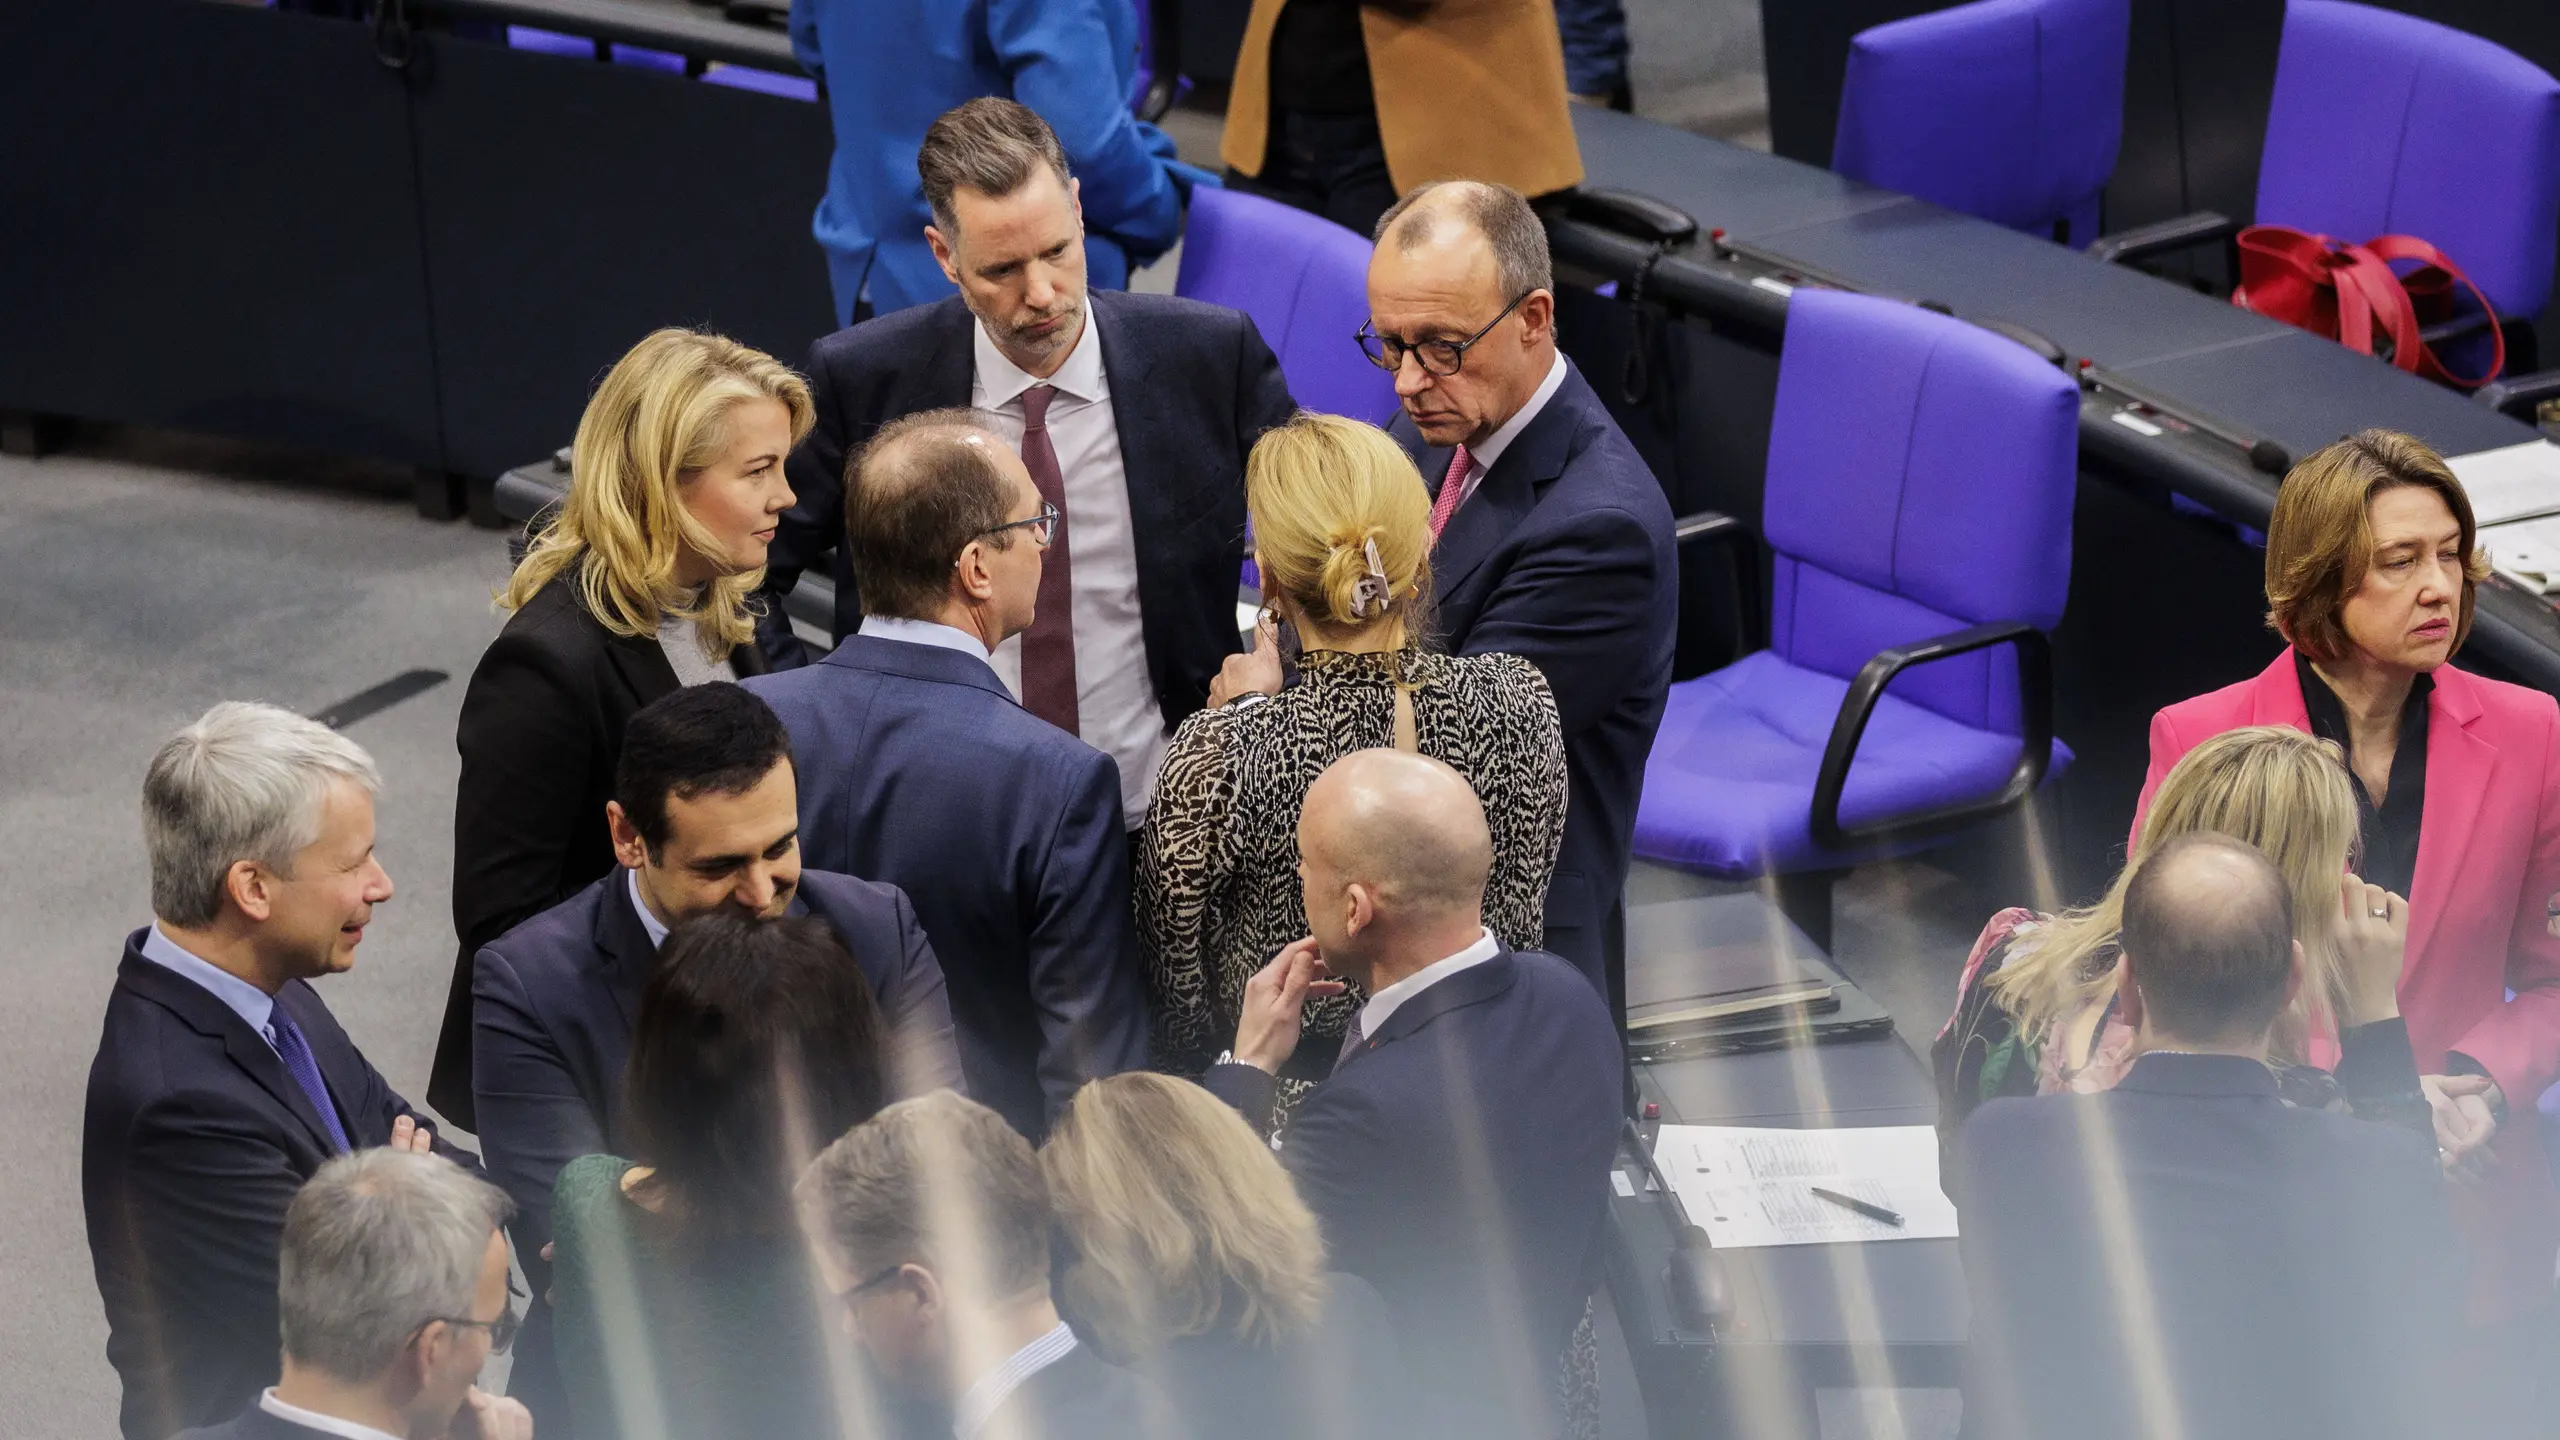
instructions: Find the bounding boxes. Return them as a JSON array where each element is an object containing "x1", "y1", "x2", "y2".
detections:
[{"x1": 2370, "y1": 906, "x2": 2391, "y2": 919}]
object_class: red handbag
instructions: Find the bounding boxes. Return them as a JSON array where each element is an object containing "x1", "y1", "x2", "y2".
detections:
[{"x1": 2232, "y1": 224, "x2": 2505, "y2": 389}]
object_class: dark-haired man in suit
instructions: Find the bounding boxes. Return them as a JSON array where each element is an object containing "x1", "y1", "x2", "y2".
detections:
[
  {"x1": 85, "y1": 703, "x2": 468, "y2": 1440},
  {"x1": 749, "y1": 410, "x2": 1149, "y2": 1139},
  {"x1": 1207, "y1": 748, "x2": 1623, "y2": 1440},
  {"x1": 1957, "y1": 833, "x2": 2461, "y2": 1440},
  {"x1": 472, "y1": 681, "x2": 958, "y2": 1423},
  {"x1": 1366, "y1": 179, "x2": 1676, "y2": 1014},
  {"x1": 757, "y1": 96, "x2": 1297, "y2": 832}
]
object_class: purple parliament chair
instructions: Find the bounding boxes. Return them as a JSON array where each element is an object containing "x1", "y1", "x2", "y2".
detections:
[
  {"x1": 1831, "y1": 0, "x2": 2130, "y2": 248},
  {"x1": 2097, "y1": 1, "x2": 2560, "y2": 382},
  {"x1": 1176, "y1": 187, "x2": 1397, "y2": 425},
  {"x1": 1634, "y1": 292, "x2": 2078, "y2": 945}
]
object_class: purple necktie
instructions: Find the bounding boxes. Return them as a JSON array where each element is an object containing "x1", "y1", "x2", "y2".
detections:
[
  {"x1": 1017, "y1": 385, "x2": 1079, "y2": 734},
  {"x1": 268, "y1": 1007, "x2": 350, "y2": 1153}
]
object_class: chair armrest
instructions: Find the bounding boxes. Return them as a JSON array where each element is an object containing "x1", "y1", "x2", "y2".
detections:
[
  {"x1": 2474, "y1": 368, "x2": 2560, "y2": 421},
  {"x1": 2087, "y1": 211, "x2": 2238, "y2": 267},
  {"x1": 1675, "y1": 509, "x2": 1745, "y2": 547},
  {"x1": 1810, "y1": 621, "x2": 2055, "y2": 851}
]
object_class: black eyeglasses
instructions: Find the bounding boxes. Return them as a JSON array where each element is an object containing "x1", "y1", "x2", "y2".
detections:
[
  {"x1": 423, "y1": 1303, "x2": 519, "y2": 1355},
  {"x1": 1356, "y1": 290, "x2": 1535, "y2": 377},
  {"x1": 837, "y1": 1261, "x2": 910, "y2": 1306},
  {"x1": 979, "y1": 499, "x2": 1059, "y2": 549}
]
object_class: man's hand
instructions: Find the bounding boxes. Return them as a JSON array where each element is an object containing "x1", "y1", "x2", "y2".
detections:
[
  {"x1": 2421, "y1": 1073, "x2": 2502, "y2": 1185},
  {"x1": 391, "y1": 1115, "x2": 435, "y2": 1154},
  {"x1": 2335, "y1": 873, "x2": 2407, "y2": 1027},
  {"x1": 1232, "y1": 938, "x2": 1344, "y2": 1074},
  {"x1": 1207, "y1": 610, "x2": 1285, "y2": 709},
  {"x1": 447, "y1": 1386, "x2": 533, "y2": 1440}
]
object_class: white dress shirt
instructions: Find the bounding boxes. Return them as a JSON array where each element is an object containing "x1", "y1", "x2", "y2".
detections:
[
  {"x1": 258, "y1": 1390, "x2": 405, "y2": 1440},
  {"x1": 1358, "y1": 928, "x2": 1501, "y2": 1040},
  {"x1": 971, "y1": 315, "x2": 1166, "y2": 825},
  {"x1": 953, "y1": 1321, "x2": 1080, "y2": 1439},
  {"x1": 1450, "y1": 352, "x2": 1570, "y2": 513},
  {"x1": 626, "y1": 868, "x2": 671, "y2": 950}
]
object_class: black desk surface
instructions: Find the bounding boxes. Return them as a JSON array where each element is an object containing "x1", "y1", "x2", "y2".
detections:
[
  {"x1": 1621, "y1": 895, "x2": 1966, "y2": 1357},
  {"x1": 419, "y1": 0, "x2": 796, "y2": 69}
]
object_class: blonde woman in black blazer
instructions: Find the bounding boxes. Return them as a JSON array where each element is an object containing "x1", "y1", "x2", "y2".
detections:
[{"x1": 429, "y1": 328, "x2": 811, "y2": 1127}]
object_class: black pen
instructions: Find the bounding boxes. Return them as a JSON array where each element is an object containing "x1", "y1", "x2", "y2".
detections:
[{"x1": 1809, "y1": 1186, "x2": 1905, "y2": 1228}]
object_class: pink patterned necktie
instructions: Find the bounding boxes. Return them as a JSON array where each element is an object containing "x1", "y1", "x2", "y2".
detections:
[{"x1": 1428, "y1": 444, "x2": 1473, "y2": 541}]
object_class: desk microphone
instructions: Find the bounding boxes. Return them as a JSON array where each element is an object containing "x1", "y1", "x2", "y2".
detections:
[
  {"x1": 2076, "y1": 359, "x2": 2293, "y2": 475},
  {"x1": 1622, "y1": 1117, "x2": 1734, "y2": 1331}
]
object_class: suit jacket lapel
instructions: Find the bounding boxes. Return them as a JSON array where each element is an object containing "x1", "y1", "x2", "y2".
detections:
[
  {"x1": 2248, "y1": 648, "x2": 2314, "y2": 729},
  {"x1": 121, "y1": 948, "x2": 342, "y2": 1153},
  {"x1": 926, "y1": 297, "x2": 977, "y2": 409},
  {"x1": 1338, "y1": 952, "x2": 1520, "y2": 1075},
  {"x1": 277, "y1": 983, "x2": 368, "y2": 1146},
  {"x1": 2408, "y1": 667, "x2": 2494, "y2": 970},
  {"x1": 1428, "y1": 366, "x2": 1586, "y2": 604},
  {"x1": 596, "y1": 874, "x2": 658, "y2": 1033},
  {"x1": 1092, "y1": 294, "x2": 1187, "y2": 586},
  {"x1": 604, "y1": 627, "x2": 680, "y2": 708}
]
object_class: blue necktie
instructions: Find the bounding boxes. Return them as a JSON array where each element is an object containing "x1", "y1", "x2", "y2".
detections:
[{"x1": 267, "y1": 1007, "x2": 351, "y2": 1153}]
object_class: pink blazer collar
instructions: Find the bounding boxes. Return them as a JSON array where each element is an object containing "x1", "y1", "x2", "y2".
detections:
[{"x1": 2251, "y1": 648, "x2": 2496, "y2": 964}]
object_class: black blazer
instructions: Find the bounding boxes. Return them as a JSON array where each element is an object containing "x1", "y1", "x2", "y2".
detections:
[
  {"x1": 470, "y1": 866, "x2": 961, "y2": 1291},
  {"x1": 175, "y1": 1402, "x2": 362, "y2": 1439},
  {"x1": 985, "y1": 1345, "x2": 1185, "y2": 1440},
  {"x1": 432, "y1": 571, "x2": 769, "y2": 1126},
  {"x1": 1132, "y1": 1272, "x2": 1412, "y2": 1440},
  {"x1": 85, "y1": 937, "x2": 462, "y2": 1440},
  {"x1": 1390, "y1": 361, "x2": 1675, "y2": 1000},
  {"x1": 1955, "y1": 1053, "x2": 2463, "y2": 1440},
  {"x1": 1204, "y1": 948, "x2": 1622, "y2": 1440},
  {"x1": 757, "y1": 289, "x2": 1297, "y2": 726},
  {"x1": 746, "y1": 636, "x2": 1149, "y2": 1138}
]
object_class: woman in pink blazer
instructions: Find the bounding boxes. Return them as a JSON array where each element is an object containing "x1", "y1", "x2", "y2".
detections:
[{"x1": 2140, "y1": 431, "x2": 2560, "y2": 1334}]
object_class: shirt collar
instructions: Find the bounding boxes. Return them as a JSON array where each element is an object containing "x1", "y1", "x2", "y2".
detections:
[
  {"x1": 259, "y1": 1389, "x2": 407, "y2": 1440},
  {"x1": 953, "y1": 1321, "x2": 1079, "y2": 1439},
  {"x1": 140, "y1": 923, "x2": 276, "y2": 1038},
  {"x1": 1468, "y1": 352, "x2": 1568, "y2": 473},
  {"x1": 2115, "y1": 1050, "x2": 2280, "y2": 1099},
  {"x1": 1359, "y1": 929, "x2": 1501, "y2": 1040},
  {"x1": 625, "y1": 868, "x2": 671, "y2": 951},
  {"x1": 972, "y1": 308, "x2": 1107, "y2": 409},
  {"x1": 858, "y1": 615, "x2": 1000, "y2": 667}
]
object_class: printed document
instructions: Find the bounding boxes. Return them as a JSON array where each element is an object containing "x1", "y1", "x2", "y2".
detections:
[{"x1": 1650, "y1": 1124, "x2": 1960, "y2": 1249}]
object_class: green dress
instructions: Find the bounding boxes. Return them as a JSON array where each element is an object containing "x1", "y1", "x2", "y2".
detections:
[{"x1": 549, "y1": 1154, "x2": 847, "y2": 1440}]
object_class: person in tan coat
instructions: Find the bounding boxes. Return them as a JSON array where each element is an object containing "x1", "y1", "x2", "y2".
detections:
[{"x1": 1222, "y1": 0, "x2": 1584, "y2": 236}]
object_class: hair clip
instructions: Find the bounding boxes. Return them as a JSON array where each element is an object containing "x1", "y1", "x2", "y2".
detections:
[{"x1": 1350, "y1": 536, "x2": 1393, "y2": 618}]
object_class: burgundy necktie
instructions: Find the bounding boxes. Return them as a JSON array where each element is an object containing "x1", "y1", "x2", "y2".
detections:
[
  {"x1": 1017, "y1": 385, "x2": 1079, "y2": 734},
  {"x1": 1428, "y1": 444, "x2": 1473, "y2": 541}
]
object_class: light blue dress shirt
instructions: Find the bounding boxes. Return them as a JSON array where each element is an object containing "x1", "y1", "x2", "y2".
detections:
[{"x1": 139, "y1": 924, "x2": 277, "y2": 1045}]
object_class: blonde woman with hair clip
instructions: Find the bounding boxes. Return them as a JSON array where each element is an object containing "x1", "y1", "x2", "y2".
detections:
[
  {"x1": 430, "y1": 327, "x2": 813, "y2": 1130},
  {"x1": 1933, "y1": 725, "x2": 2430, "y2": 1183},
  {"x1": 1138, "y1": 412, "x2": 1566, "y2": 1091}
]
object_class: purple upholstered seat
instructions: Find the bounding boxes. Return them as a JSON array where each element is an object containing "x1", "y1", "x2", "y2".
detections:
[
  {"x1": 2259, "y1": 1, "x2": 2560, "y2": 321},
  {"x1": 1831, "y1": 0, "x2": 2129, "y2": 248},
  {"x1": 1176, "y1": 187, "x2": 1396, "y2": 424},
  {"x1": 1635, "y1": 291, "x2": 2077, "y2": 879},
  {"x1": 701, "y1": 64, "x2": 819, "y2": 102}
]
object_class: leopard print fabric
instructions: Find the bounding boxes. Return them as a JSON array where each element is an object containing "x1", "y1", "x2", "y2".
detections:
[{"x1": 1136, "y1": 648, "x2": 1568, "y2": 1077}]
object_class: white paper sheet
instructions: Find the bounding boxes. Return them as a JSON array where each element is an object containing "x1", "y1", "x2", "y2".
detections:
[
  {"x1": 1650, "y1": 1124, "x2": 1960, "y2": 1249},
  {"x1": 2482, "y1": 515, "x2": 2560, "y2": 595},
  {"x1": 2446, "y1": 441, "x2": 2560, "y2": 527}
]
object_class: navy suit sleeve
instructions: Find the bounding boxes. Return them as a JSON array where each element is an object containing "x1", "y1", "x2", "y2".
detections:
[
  {"x1": 122, "y1": 1092, "x2": 307, "y2": 1426},
  {"x1": 1235, "y1": 314, "x2": 1298, "y2": 440},
  {"x1": 1028, "y1": 753, "x2": 1151, "y2": 1117},
  {"x1": 759, "y1": 337, "x2": 856, "y2": 668},
  {"x1": 880, "y1": 888, "x2": 967, "y2": 1098},
  {"x1": 1265, "y1": 1080, "x2": 1392, "y2": 1240},
  {"x1": 1454, "y1": 503, "x2": 1666, "y2": 742},
  {"x1": 1201, "y1": 1060, "x2": 1278, "y2": 1134},
  {"x1": 471, "y1": 945, "x2": 601, "y2": 1292},
  {"x1": 985, "y1": 0, "x2": 1182, "y2": 263},
  {"x1": 453, "y1": 635, "x2": 597, "y2": 955}
]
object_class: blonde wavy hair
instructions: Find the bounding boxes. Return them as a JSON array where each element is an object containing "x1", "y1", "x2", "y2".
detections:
[
  {"x1": 503, "y1": 328, "x2": 814, "y2": 654},
  {"x1": 1985, "y1": 725, "x2": 2360, "y2": 1066},
  {"x1": 1247, "y1": 413, "x2": 1433, "y2": 648},
  {"x1": 1041, "y1": 1073, "x2": 1327, "y2": 1363}
]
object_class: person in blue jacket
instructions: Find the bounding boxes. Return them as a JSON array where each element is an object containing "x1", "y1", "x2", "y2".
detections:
[{"x1": 789, "y1": 0, "x2": 1193, "y2": 324}]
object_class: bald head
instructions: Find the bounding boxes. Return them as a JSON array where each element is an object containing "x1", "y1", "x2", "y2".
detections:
[
  {"x1": 843, "y1": 407, "x2": 1031, "y2": 620},
  {"x1": 2120, "y1": 832, "x2": 2298, "y2": 1045},
  {"x1": 1300, "y1": 749, "x2": 1493, "y2": 922}
]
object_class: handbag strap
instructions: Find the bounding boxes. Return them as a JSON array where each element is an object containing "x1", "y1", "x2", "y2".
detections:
[{"x1": 2364, "y1": 234, "x2": 2507, "y2": 388}]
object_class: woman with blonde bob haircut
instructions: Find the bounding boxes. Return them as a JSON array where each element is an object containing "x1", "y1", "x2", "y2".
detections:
[
  {"x1": 2139, "y1": 429, "x2": 2560, "y2": 1333},
  {"x1": 1935, "y1": 725, "x2": 2425, "y2": 1171},
  {"x1": 428, "y1": 328, "x2": 814, "y2": 1126},
  {"x1": 1042, "y1": 1073, "x2": 1407, "y2": 1440},
  {"x1": 1137, "y1": 413, "x2": 1566, "y2": 1086}
]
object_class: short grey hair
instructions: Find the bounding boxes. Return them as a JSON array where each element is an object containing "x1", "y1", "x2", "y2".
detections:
[
  {"x1": 279, "y1": 1149, "x2": 513, "y2": 1381},
  {"x1": 796, "y1": 1091, "x2": 1051, "y2": 1303},
  {"x1": 143, "y1": 701, "x2": 382, "y2": 928},
  {"x1": 1374, "y1": 180, "x2": 1554, "y2": 300}
]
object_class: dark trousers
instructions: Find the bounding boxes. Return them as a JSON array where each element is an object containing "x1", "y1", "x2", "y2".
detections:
[{"x1": 1228, "y1": 108, "x2": 1400, "y2": 240}]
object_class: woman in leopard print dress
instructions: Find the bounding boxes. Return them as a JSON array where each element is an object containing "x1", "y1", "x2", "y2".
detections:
[{"x1": 1137, "y1": 413, "x2": 1566, "y2": 1087}]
